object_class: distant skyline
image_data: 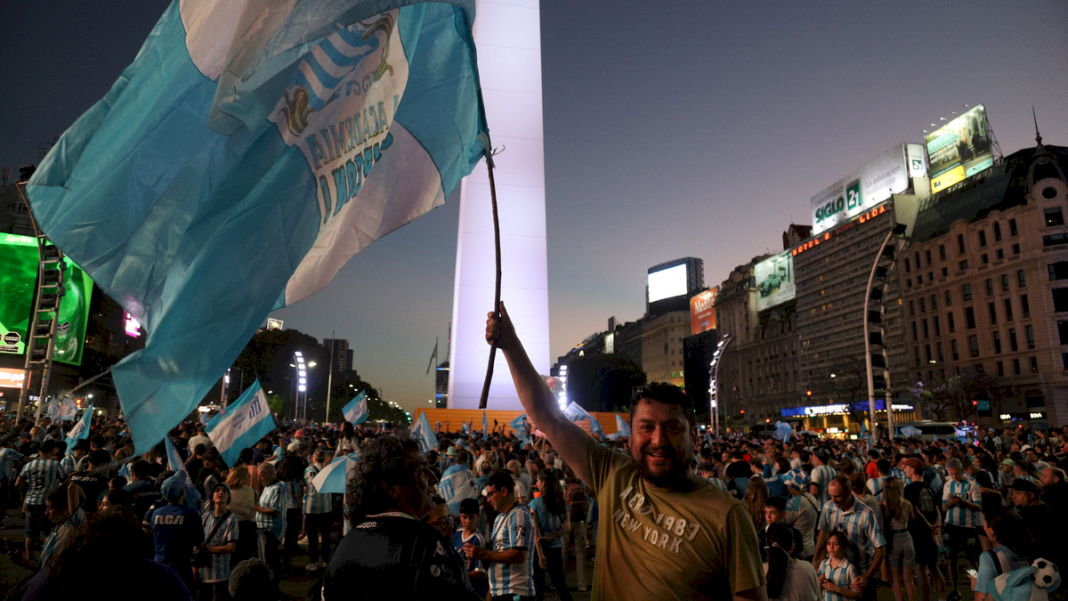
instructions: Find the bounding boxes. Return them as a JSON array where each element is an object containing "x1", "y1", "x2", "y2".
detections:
[{"x1": 3, "y1": 0, "x2": 1067, "y2": 417}]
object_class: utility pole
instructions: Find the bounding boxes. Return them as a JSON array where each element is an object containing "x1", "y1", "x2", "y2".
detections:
[{"x1": 325, "y1": 330, "x2": 335, "y2": 424}]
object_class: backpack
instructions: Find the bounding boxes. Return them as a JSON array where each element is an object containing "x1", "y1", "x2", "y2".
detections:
[{"x1": 567, "y1": 484, "x2": 589, "y2": 523}]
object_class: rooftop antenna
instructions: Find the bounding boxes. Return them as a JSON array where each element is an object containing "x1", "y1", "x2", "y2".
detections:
[{"x1": 1033, "y1": 106, "x2": 1043, "y2": 145}]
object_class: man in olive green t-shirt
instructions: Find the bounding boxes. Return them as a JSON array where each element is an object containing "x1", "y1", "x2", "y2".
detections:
[{"x1": 486, "y1": 303, "x2": 767, "y2": 601}]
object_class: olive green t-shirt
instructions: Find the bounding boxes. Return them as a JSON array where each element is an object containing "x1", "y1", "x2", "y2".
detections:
[{"x1": 585, "y1": 439, "x2": 765, "y2": 600}]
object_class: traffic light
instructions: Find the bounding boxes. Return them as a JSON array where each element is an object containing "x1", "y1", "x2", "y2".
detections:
[
  {"x1": 806, "y1": 390, "x2": 812, "y2": 397},
  {"x1": 765, "y1": 418, "x2": 770, "y2": 424}
]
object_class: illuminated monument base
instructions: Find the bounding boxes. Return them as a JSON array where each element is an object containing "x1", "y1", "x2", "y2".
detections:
[{"x1": 448, "y1": 0, "x2": 549, "y2": 410}]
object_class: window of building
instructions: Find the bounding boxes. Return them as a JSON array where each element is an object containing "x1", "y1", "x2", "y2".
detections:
[
  {"x1": 1004, "y1": 298, "x2": 1013, "y2": 322},
  {"x1": 981, "y1": 254, "x2": 989, "y2": 265},
  {"x1": 1059, "y1": 320, "x2": 1068, "y2": 345},
  {"x1": 1045, "y1": 207, "x2": 1065, "y2": 227},
  {"x1": 928, "y1": 272, "x2": 934, "y2": 282},
  {"x1": 994, "y1": 222, "x2": 1002, "y2": 241},
  {"x1": 966, "y1": 307, "x2": 976, "y2": 329},
  {"x1": 920, "y1": 298, "x2": 926, "y2": 313},
  {"x1": 1002, "y1": 274, "x2": 1010, "y2": 292},
  {"x1": 997, "y1": 360, "x2": 1005, "y2": 376},
  {"x1": 993, "y1": 331, "x2": 1002, "y2": 353},
  {"x1": 1026, "y1": 325, "x2": 1035, "y2": 349},
  {"x1": 1055, "y1": 288, "x2": 1068, "y2": 313},
  {"x1": 925, "y1": 345, "x2": 932, "y2": 362},
  {"x1": 926, "y1": 250, "x2": 933, "y2": 266},
  {"x1": 911, "y1": 321, "x2": 918, "y2": 341},
  {"x1": 1031, "y1": 356, "x2": 1039, "y2": 373},
  {"x1": 1049, "y1": 262, "x2": 1068, "y2": 281},
  {"x1": 1063, "y1": 354, "x2": 1068, "y2": 370},
  {"x1": 1021, "y1": 294, "x2": 1030, "y2": 318},
  {"x1": 1012, "y1": 243, "x2": 1021, "y2": 255},
  {"x1": 906, "y1": 279, "x2": 912, "y2": 289},
  {"x1": 1013, "y1": 358, "x2": 1021, "y2": 375},
  {"x1": 909, "y1": 301, "x2": 915, "y2": 316},
  {"x1": 979, "y1": 230, "x2": 987, "y2": 246},
  {"x1": 934, "y1": 315, "x2": 941, "y2": 336},
  {"x1": 914, "y1": 347, "x2": 921, "y2": 367},
  {"x1": 988, "y1": 303, "x2": 997, "y2": 325},
  {"x1": 951, "y1": 339, "x2": 959, "y2": 360},
  {"x1": 939, "y1": 245, "x2": 947, "y2": 260},
  {"x1": 1009, "y1": 328, "x2": 1018, "y2": 352},
  {"x1": 948, "y1": 312, "x2": 956, "y2": 333},
  {"x1": 905, "y1": 258, "x2": 911, "y2": 272},
  {"x1": 986, "y1": 279, "x2": 994, "y2": 296},
  {"x1": 963, "y1": 284, "x2": 973, "y2": 301},
  {"x1": 959, "y1": 260, "x2": 969, "y2": 271},
  {"x1": 969, "y1": 335, "x2": 980, "y2": 358},
  {"x1": 937, "y1": 342, "x2": 944, "y2": 362},
  {"x1": 1018, "y1": 270, "x2": 1027, "y2": 288},
  {"x1": 942, "y1": 267, "x2": 949, "y2": 277},
  {"x1": 930, "y1": 294, "x2": 938, "y2": 311},
  {"x1": 923, "y1": 319, "x2": 929, "y2": 338},
  {"x1": 1010, "y1": 219, "x2": 1018, "y2": 236},
  {"x1": 1043, "y1": 233, "x2": 1068, "y2": 247},
  {"x1": 958, "y1": 234, "x2": 966, "y2": 254},
  {"x1": 997, "y1": 249, "x2": 1005, "y2": 260},
  {"x1": 946, "y1": 290, "x2": 953, "y2": 306}
]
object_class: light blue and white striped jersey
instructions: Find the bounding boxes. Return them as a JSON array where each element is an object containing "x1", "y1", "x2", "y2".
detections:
[
  {"x1": 817, "y1": 499, "x2": 886, "y2": 571},
  {"x1": 256, "y1": 483, "x2": 287, "y2": 540},
  {"x1": 39, "y1": 508, "x2": 85, "y2": 568},
  {"x1": 942, "y1": 478, "x2": 981, "y2": 527},
  {"x1": 866, "y1": 476, "x2": 887, "y2": 500},
  {"x1": 811, "y1": 465, "x2": 837, "y2": 507},
  {"x1": 782, "y1": 467, "x2": 810, "y2": 492},
  {"x1": 282, "y1": 479, "x2": 302, "y2": 510},
  {"x1": 889, "y1": 466, "x2": 906, "y2": 481},
  {"x1": 706, "y1": 476, "x2": 728, "y2": 491},
  {"x1": 817, "y1": 556, "x2": 858, "y2": 601},
  {"x1": 527, "y1": 496, "x2": 563, "y2": 549},
  {"x1": 303, "y1": 464, "x2": 332, "y2": 515},
  {"x1": 784, "y1": 493, "x2": 819, "y2": 558},
  {"x1": 199, "y1": 511, "x2": 238, "y2": 583},
  {"x1": 60, "y1": 454, "x2": 77, "y2": 475},
  {"x1": 0, "y1": 448, "x2": 24, "y2": 482},
  {"x1": 19, "y1": 458, "x2": 67, "y2": 505},
  {"x1": 1013, "y1": 473, "x2": 1040, "y2": 487},
  {"x1": 488, "y1": 504, "x2": 535, "y2": 597}
]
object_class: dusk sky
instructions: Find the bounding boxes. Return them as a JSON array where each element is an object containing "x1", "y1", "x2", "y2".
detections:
[{"x1": 3, "y1": 1, "x2": 1067, "y2": 417}]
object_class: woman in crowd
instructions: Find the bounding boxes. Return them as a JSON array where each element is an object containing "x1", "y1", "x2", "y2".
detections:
[
  {"x1": 528, "y1": 468, "x2": 573, "y2": 601},
  {"x1": 744, "y1": 476, "x2": 769, "y2": 531},
  {"x1": 880, "y1": 477, "x2": 916, "y2": 601},
  {"x1": 764, "y1": 522, "x2": 819, "y2": 601},
  {"x1": 226, "y1": 466, "x2": 258, "y2": 566},
  {"x1": 972, "y1": 508, "x2": 1033, "y2": 601}
]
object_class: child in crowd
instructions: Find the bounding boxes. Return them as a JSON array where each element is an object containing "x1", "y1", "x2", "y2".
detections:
[
  {"x1": 452, "y1": 498, "x2": 487, "y2": 598},
  {"x1": 818, "y1": 531, "x2": 860, "y2": 601}
]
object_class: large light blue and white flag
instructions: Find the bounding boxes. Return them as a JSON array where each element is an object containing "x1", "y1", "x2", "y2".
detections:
[
  {"x1": 774, "y1": 421, "x2": 794, "y2": 442},
  {"x1": 482, "y1": 411, "x2": 488, "y2": 435},
  {"x1": 206, "y1": 380, "x2": 277, "y2": 468},
  {"x1": 342, "y1": 391, "x2": 368, "y2": 425},
  {"x1": 55, "y1": 398, "x2": 78, "y2": 422},
  {"x1": 438, "y1": 464, "x2": 478, "y2": 516},
  {"x1": 563, "y1": 402, "x2": 603, "y2": 437},
  {"x1": 410, "y1": 412, "x2": 438, "y2": 454},
  {"x1": 65, "y1": 404, "x2": 93, "y2": 453},
  {"x1": 509, "y1": 413, "x2": 530, "y2": 442},
  {"x1": 615, "y1": 414, "x2": 631, "y2": 438},
  {"x1": 46, "y1": 400, "x2": 61, "y2": 422},
  {"x1": 27, "y1": 0, "x2": 489, "y2": 454},
  {"x1": 164, "y1": 435, "x2": 185, "y2": 472}
]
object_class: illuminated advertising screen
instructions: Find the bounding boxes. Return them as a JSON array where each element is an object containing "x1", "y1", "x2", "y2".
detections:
[
  {"x1": 925, "y1": 104, "x2": 993, "y2": 194},
  {"x1": 648, "y1": 263, "x2": 688, "y2": 303},
  {"x1": 0, "y1": 234, "x2": 93, "y2": 365},
  {"x1": 690, "y1": 287, "x2": 717, "y2": 335},
  {"x1": 811, "y1": 143, "x2": 912, "y2": 235},
  {"x1": 754, "y1": 252, "x2": 795, "y2": 311}
]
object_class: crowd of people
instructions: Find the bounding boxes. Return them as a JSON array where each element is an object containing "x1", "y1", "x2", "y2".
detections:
[{"x1": 0, "y1": 302, "x2": 1065, "y2": 601}]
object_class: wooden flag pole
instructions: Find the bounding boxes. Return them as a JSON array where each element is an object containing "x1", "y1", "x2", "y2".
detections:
[{"x1": 479, "y1": 148, "x2": 502, "y2": 409}]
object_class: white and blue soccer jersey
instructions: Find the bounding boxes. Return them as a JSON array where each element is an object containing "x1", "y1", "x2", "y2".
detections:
[
  {"x1": 60, "y1": 454, "x2": 76, "y2": 475},
  {"x1": 889, "y1": 466, "x2": 906, "y2": 481},
  {"x1": 303, "y1": 465, "x2": 332, "y2": 515},
  {"x1": 1013, "y1": 473, "x2": 1040, "y2": 487},
  {"x1": 38, "y1": 508, "x2": 85, "y2": 567},
  {"x1": 817, "y1": 556, "x2": 859, "y2": 601},
  {"x1": 866, "y1": 476, "x2": 888, "y2": 500},
  {"x1": 528, "y1": 497, "x2": 564, "y2": 549},
  {"x1": 452, "y1": 529, "x2": 486, "y2": 572},
  {"x1": 0, "y1": 448, "x2": 24, "y2": 482},
  {"x1": 256, "y1": 482, "x2": 287, "y2": 540},
  {"x1": 200, "y1": 511, "x2": 238, "y2": 583},
  {"x1": 488, "y1": 504, "x2": 535, "y2": 597},
  {"x1": 817, "y1": 500, "x2": 886, "y2": 571},
  {"x1": 942, "y1": 478, "x2": 981, "y2": 528},
  {"x1": 706, "y1": 476, "x2": 728, "y2": 491},
  {"x1": 782, "y1": 467, "x2": 810, "y2": 492},
  {"x1": 810, "y1": 465, "x2": 837, "y2": 508},
  {"x1": 19, "y1": 458, "x2": 67, "y2": 505}
]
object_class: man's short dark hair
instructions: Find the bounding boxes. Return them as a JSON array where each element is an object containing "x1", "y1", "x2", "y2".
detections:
[
  {"x1": 41, "y1": 440, "x2": 57, "y2": 456},
  {"x1": 459, "y1": 498, "x2": 480, "y2": 516},
  {"x1": 876, "y1": 459, "x2": 891, "y2": 475},
  {"x1": 131, "y1": 460, "x2": 151, "y2": 480},
  {"x1": 764, "y1": 496, "x2": 786, "y2": 511},
  {"x1": 486, "y1": 470, "x2": 515, "y2": 493},
  {"x1": 88, "y1": 449, "x2": 110, "y2": 468},
  {"x1": 629, "y1": 382, "x2": 696, "y2": 427},
  {"x1": 194, "y1": 444, "x2": 207, "y2": 456}
]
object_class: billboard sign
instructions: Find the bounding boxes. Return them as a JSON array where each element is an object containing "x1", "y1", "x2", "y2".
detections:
[
  {"x1": 0, "y1": 234, "x2": 93, "y2": 365},
  {"x1": 690, "y1": 287, "x2": 717, "y2": 335},
  {"x1": 0, "y1": 368, "x2": 26, "y2": 388},
  {"x1": 811, "y1": 143, "x2": 912, "y2": 234},
  {"x1": 754, "y1": 252, "x2": 795, "y2": 311},
  {"x1": 648, "y1": 263, "x2": 687, "y2": 303},
  {"x1": 925, "y1": 104, "x2": 993, "y2": 194}
]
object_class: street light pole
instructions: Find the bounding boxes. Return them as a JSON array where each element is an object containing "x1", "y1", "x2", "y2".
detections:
[{"x1": 325, "y1": 330, "x2": 335, "y2": 424}]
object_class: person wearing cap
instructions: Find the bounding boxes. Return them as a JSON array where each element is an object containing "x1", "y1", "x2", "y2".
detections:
[
  {"x1": 151, "y1": 471, "x2": 205, "y2": 591},
  {"x1": 198, "y1": 483, "x2": 239, "y2": 601},
  {"x1": 1009, "y1": 478, "x2": 1060, "y2": 563}
]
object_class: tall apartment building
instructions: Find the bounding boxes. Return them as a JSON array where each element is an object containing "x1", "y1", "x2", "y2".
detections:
[
  {"x1": 901, "y1": 140, "x2": 1068, "y2": 428},
  {"x1": 639, "y1": 310, "x2": 691, "y2": 389},
  {"x1": 322, "y1": 338, "x2": 354, "y2": 374}
]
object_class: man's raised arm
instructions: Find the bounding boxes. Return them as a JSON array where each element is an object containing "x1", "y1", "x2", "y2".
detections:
[{"x1": 486, "y1": 302, "x2": 591, "y2": 485}]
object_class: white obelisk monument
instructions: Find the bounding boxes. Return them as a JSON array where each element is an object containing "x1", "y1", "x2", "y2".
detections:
[{"x1": 448, "y1": 0, "x2": 549, "y2": 410}]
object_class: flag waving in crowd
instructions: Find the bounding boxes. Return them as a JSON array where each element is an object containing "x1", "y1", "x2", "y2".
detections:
[
  {"x1": 64, "y1": 404, "x2": 93, "y2": 453},
  {"x1": 410, "y1": 412, "x2": 438, "y2": 454},
  {"x1": 342, "y1": 391, "x2": 368, "y2": 425},
  {"x1": 206, "y1": 380, "x2": 276, "y2": 468},
  {"x1": 25, "y1": 0, "x2": 490, "y2": 453},
  {"x1": 563, "y1": 402, "x2": 604, "y2": 437}
]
